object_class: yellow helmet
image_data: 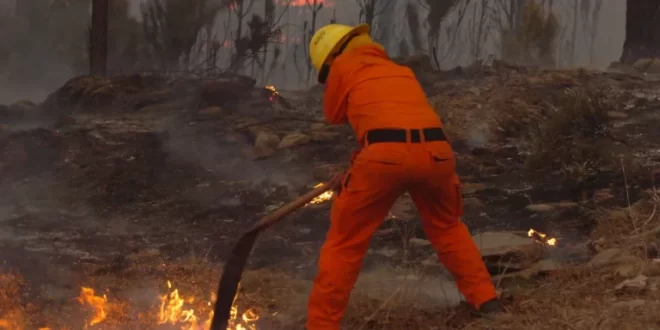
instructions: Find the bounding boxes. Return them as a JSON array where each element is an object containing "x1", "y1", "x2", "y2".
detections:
[{"x1": 309, "y1": 23, "x2": 370, "y2": 83}]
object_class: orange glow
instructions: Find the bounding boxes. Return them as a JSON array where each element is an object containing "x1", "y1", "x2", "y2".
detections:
[
  {"x1": 77, "y1": 287, "x2": 109, "y2": 326},
  {"x1": 1, "y1": 280, "x2": 257, "y2": 330},
  {"x1": 279, "y1": 34, "x2": 302, "y2": 44},
  {"x1": 279, "y1": 0, "x2": 334, "y2": 7}
]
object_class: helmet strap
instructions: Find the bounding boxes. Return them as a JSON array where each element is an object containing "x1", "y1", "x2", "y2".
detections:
[{"x1": 317, "y1": 33, "x2": 361, "y2": 84}]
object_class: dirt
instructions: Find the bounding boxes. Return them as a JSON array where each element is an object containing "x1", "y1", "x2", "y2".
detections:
[{"x1": 1, "y1": 66, "x2": 660, "y2": 329}]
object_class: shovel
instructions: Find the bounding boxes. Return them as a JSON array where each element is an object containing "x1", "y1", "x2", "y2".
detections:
[{"x1": 209, "y1": 178, "x2": 338, "y2": 330}]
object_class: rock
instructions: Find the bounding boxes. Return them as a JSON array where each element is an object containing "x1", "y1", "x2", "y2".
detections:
[
  {"x1": 593, "y1": 188, "x2": 614, "y2": 202},
  {"x1": 649, "y1": 276, "x2": 660, "y2": 291},
  {"x1": 297, "y1": 228, "x2": 312, "y2": 235},
  {"x1": 472, "y1": 231, "x2": 543, "y2": 271},
  {"x1": 632, "y1": 58, "x2": 660, "y2": 73},
  {"x1": 587, "y1": 237, "x2": 607, "y2": 253},
  {"x1": 555, "y1": 201, "x2": 578, "y2": 208},
  {"x1": 310, "y1": 131, "x2": 340, "y2": 142},
  {"x1": 242, "y1": 146, "x2": 276, "y2": 160},
  {"x1": 607, "y1": 111, "x2": 629, "y2": 119},
  {"x1": 409, "y1": 238, "x2": 432, "y2": 247},
  {"x1": 650, "y1": 260, "x2": 660, "y2": 276},
  {"x1": 310, "y1": 122, "x2": 328, "y2": 130},
  {"x1": 247, "y1": 125, "x2": 274, "y2": 138},
  {"x1": 524, "y1": 204, "x2": 555, "y2": 213},
  {"x1": 462, "y1": 183, "x2": 487, "y2": 194},
  {"x1": 528, "y1": 259, "x2": 562, "y2": 272},
  {"x1": 610, "y1": 255, "x2": 645, "y2": 277},
  {"x1": 277, "y1": 133, "x2": 311, "y2": 149},
  {"x1": 463, "y1": 197, "x2": 485, "y2": 209},
  {"x1": 468, "y1": 87, "x2": 481, "y2": 96},
  {"x1": 615, "y1": 275, "x2": 647, "y2": 291},
  {"x1": 0, "y1": 124, "x2": 8, "y2": 140},
  {"x1": 197, "y1": 106, "x2": 223, "y2": 117},
  {"x1": 197, "y1": 76, "x2": 254, "y2": 107},
  {"x1": 9, "y1": 100, "x2": 37, "y2": 111},
  {"x1": 2, "y1": 100, "x2": 39, "y2": 121},
  {"x1": 421, "y1": 254, "x2": 442, "y2": 267},
  {"x1": 495, "y1": 259, "x2": 563, "y2": 280},
  {"x1": 611, "y1": 299, "x2": 647, "y2": 309},
  {"x1": 255, "y1": 131, "x2": 281, "y2": 149},
  {"x1": 614, "y1": 263, "x2": 639, "y2": 278},
  {"x1": 372, "y1": 247, "x2": 398, "y2": 258},
  {"x1": 588, "y1": 248, "x2": 622, "y2": 267}
]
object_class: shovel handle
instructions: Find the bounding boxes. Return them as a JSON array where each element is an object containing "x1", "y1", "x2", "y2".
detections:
[
  {"x1": 209, "y1": 178, "x2": 338, "y2": 330},
  {"x1": 246, "y1": 181, "x2": 336, "y2": 234}
]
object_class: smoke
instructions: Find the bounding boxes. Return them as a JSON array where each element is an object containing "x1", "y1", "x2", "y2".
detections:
[
  {"x1": 467, "y1": 124, "x2": 489, "y2": 149},
  {"x1": 0, "y1": 0, "x2": 628, "y2": 105}
]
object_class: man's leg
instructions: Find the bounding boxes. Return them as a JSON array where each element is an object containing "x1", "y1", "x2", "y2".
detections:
[
  {"x1": 409, "y1": 172, "x2": 497, "y2": 310},
  {"x1": 307, "y1": 162, "x2": 403, "y2": 330}
]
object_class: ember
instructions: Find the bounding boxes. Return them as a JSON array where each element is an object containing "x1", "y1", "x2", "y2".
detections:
[
  {"x1": 306, "y1": 183, "x2": 334, "y2": 206},
  {"x1": 528, "y1": 228, "x2": 557, "y2": 246},
  {"x1": 265, "y1": 85, "x2": 280, "y2": 102}
]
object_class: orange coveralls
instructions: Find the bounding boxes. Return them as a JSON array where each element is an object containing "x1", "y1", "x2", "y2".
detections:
[{"x1": 306, "y1": 43, "x2": 497, "y2": 329}]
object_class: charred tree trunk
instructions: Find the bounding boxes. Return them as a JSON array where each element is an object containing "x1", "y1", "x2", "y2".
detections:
[
  {"x1": 620, "y1": 0, "x2": 660, "y2": 65},
  {"x1": 90, "y1": 0, "x2": 109, "y2": 75}
]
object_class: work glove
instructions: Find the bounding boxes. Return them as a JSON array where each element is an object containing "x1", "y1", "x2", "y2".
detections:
[{"x1": 328, "y1": 171, "x2": 345, "y2": 195}]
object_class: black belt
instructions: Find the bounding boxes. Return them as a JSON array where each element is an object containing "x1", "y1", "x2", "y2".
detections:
[{"x1": 365, "y1": 128, "x2": 447, "y2": 145}]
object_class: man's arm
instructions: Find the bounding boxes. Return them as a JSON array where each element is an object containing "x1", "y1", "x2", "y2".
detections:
[{"x1": 322, "y1": 69, "x2": 348, "y2": 124}]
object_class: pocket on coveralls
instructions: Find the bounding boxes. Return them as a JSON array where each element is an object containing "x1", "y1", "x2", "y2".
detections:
[
  {"x1": 452, "y1": 174, "x2": 465, "y2": 218},
  {"x1": 425, "y1": 145, "x2": 464, "y2": 218},
  {"x1": 343, "y1": 147, "x2": 405, "y2": 193},
  {"x1": 424, "y1": 143, "x2": 453, "y2": 163}
]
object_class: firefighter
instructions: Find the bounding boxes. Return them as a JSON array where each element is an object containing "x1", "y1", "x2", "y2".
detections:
[{"x1": 305, "y1": 23, "x2": 503, "y2": 329}]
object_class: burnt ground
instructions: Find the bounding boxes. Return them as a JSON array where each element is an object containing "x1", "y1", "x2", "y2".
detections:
[{"x1": 0, "y1": 67, "x2": 660, "y2": 329}]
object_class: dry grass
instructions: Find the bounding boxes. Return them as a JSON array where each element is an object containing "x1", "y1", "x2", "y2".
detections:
[
  {"x1": 523, "y1": 86, "x2": 637, "y2": 187},
  {"x1": 118, "y1": 191, "x2": 660, "y2": 330},
  {"x1": 3, "y1": 191, "x2": 660, "y2": 329},
  {"x1": 591, "y1": 188, "x2": 660, "y2": 255},
  {"x1": 0, "y1": 272, "x2": 26, "y2": 329},
  {"x1": 431, "y1": 68, "x2": 614, "y2": 144}
]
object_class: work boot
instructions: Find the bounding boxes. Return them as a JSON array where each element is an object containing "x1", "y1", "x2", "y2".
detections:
[{"x1": 476, "y1": 298, "x2": 503, "y2": 317}]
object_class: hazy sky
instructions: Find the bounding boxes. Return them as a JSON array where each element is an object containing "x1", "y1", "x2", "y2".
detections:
[
  {"x1": 0, "y1": 0, "x2": 628, "y2": 102},
  {"x1": 124, "y1": 0, "x2": 623, "y2": 69}
]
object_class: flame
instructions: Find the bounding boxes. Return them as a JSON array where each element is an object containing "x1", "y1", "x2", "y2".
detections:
[
  {"x1": 528, "y1": 229, "x2": 557, "y2": 246},
  {"x1": 265, "y1": 85, "x2": 280, "y2": 102},
  {"x1": 281, "y1": 0, "x2": 334, "y2": 7},
  {"x1": 306, "y1": 183, "x2": 334, "y2": 206},
  {"x1": 157, "y1": 280, "x2": 258, "y2": 330},
  {"x1": 11, "y1": 280, "x2": 258, "y2": 330},
  {"x1": 77, "y1": 287, "x2": 108, "y2": 326}
]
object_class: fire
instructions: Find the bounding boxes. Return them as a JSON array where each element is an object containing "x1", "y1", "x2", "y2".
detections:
[
  {"x1": 306, "y1": 183, "x2": 334, "y2": 206},
  {"x1": 0, "y1": 317, "x2": 21, "y2": 330},
  {"x1": 265, "y1": 85, "x2": 280, "y2": 102},
  {"x1": 157, "y1": 280, "x2": 258, "y2": 330},
  {"x1": 77, "y1": 287, "x2": 108, "y2": 326},
  {"x1": 282, "y1": 0, "x2": 334, "y2": 6},
  {"x1": 2, "y1": 280, "x2": 258, "y2": 330},
  {"x1": 528, "y1": 228, "x2": 557, "y2": 246}
]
